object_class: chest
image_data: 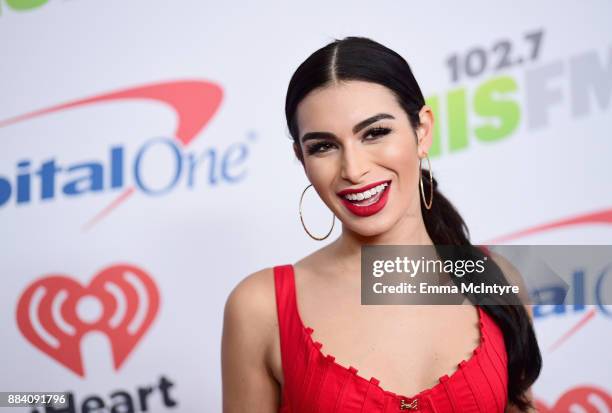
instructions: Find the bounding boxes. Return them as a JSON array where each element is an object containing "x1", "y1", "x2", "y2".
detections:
[{"x1": 270, "y1": 301, "x2": 482, "y2": 398}]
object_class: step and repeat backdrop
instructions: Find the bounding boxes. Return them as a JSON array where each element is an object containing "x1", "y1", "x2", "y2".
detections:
[{"x1": 1, "y1": 0, "x2": 610, "y2": 411}]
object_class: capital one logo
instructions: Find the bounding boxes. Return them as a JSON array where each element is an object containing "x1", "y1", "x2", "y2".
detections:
[
  {"x1": 0, "y1": 80, "x2": 255, "y2": 230},
  {"x1": 16, "y1": 264, "x2": 160, "y2": 377},
  {"x1": 487, "y1": 208, "x2": 612, "y2": 351}
]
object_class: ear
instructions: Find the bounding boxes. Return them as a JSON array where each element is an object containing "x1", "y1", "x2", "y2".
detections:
[
  {"x1": 293, "y1": 142, "x2": 304, "y2": 164},
  {"x1": 415, "y1": 105, "x2": 434, "y2": 158}
]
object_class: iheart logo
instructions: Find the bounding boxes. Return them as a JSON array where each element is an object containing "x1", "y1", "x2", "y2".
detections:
[
  {"x1": 535, "y1": 385, "x2": 612, "y2": 412},
  {"x1": 16, "y1": 264, "x2": 160, "y2": 377}
]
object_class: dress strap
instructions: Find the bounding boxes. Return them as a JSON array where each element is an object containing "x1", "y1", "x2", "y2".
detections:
[
  {"x1": 273, "y1": 264, "x2": 297, "y2": 325},
  {"x1": 273, "y1": 264, "x2": 302, "y2": 367}
]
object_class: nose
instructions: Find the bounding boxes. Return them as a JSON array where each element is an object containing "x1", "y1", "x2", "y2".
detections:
[{"x1": 340, "y1": 142, "x2": 369, "y2": 183}]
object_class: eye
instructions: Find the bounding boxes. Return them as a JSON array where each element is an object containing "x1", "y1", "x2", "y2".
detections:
[
  {"x1": 306, "y1": 141, "x2": 336, "y2": 155},
  {"x1": 363, "y1": 126, "x2": 392, "y2": 140}
]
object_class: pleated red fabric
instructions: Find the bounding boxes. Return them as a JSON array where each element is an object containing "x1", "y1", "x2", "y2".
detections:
[{"x1": 273, "y1": 264, "x2": 509, "y2": 412}]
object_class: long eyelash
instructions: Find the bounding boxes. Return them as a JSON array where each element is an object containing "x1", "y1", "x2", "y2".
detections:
[
  {"x1": 306, "y1": 127, "x2": 391, "y2": 155},
  {"x1": 306, "y1": 141, "x2": 335, "y2": 155},
  {"x1": 364, "y1": 126, "x2": 392, "y2": 139}
]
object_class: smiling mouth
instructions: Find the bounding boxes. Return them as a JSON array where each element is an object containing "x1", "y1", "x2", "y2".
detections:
[
  {"x1": 336, "y1": 180, "x2": 392, "y2": 218},
  {"x1": 341, "y1": 181, "x2": 389, "y2": 206}
]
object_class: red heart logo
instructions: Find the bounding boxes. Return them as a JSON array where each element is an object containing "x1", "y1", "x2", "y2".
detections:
[
  {"x1": 16, "y1": 264, "x2": 160, "y2": 377},
  {"x1": 535, "y1": 385, "x2": 612, "y2": 412}
]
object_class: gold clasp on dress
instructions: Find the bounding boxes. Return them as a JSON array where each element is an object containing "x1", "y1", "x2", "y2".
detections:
[{"x1": 400, "y1": 398, "x2": 418, "y2": 410}]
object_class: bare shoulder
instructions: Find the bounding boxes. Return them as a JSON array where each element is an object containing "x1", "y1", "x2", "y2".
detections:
[
  {"x1": 223, "y1": 267, "x2": 278, "y2": 344},
  {"x1": 222, "y1": 267, "x2": 280, "y2": 412}
]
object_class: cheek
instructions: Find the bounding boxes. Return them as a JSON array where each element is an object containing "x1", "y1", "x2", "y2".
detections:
[
  {"x1": 304, "y1": 158, "x2": 336, "y2": 190},
  {"x1": 378, "y1": 139, "x2": 420, "y2": 185}
]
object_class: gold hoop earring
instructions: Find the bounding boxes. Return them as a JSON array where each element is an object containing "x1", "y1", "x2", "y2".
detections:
[
  {"x1": 299, "y1": 184, "x2": 335, "y2": 241},
  {"x1": 419, "y1": 153, "x2": 433, "y2": 210}
]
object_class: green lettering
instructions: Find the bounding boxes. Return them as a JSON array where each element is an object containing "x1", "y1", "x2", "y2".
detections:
[
  {"x1": 424, "y1": 96, "x2": 441, "y2": 158},
  {"x1": 473, "y1": 76, "x2": 520, "y2": 142},
  {"x1": 6, "y1": 0, "x2": 48, "y2": 11},
  {"x1": 447, "y1": 88, "x2": 468, "y2": 152}
]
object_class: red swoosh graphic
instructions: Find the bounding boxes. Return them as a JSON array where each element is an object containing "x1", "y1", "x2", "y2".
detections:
[
  {"x1": 0, "y1": 80, "x2": 223, "y2": 229},
  {"x1": 547, "y1": 308, "x2": 597, "y2": 352},
  {"x1": 486, "y1": 208, "x2": 612, "y2": 244},
  {"x1": 0, "y1": 80, "x2": 223, "y2": 146},
  {"x1": 486, "y1": 207, "x2": 612, "y2": 353}
]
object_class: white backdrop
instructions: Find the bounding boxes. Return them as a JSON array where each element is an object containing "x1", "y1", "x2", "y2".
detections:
[{"x1": 1, "y1": 0, "x2": 611, "y2": 411}]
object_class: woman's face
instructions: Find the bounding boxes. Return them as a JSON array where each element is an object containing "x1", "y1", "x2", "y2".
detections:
[{"x1": 294, "y1": 80, "x2": 434, "y2": 237}]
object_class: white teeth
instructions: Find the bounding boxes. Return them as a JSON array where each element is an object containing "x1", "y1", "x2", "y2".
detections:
[{"x1": 343, "y1": 182, "x2": 389, "y2": 201}]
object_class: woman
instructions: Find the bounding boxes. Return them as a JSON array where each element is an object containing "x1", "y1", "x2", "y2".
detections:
[{"x1": 222, "y1": 36, "x2": 541, "y2": 412}]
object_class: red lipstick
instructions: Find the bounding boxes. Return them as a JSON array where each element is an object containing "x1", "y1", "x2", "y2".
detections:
[
  {"x1": 337, "y1": 180, "x2": 391, "y2": 217},
  {"x1": 336, "y1": 180, "x2": 389, "y2": 196}
]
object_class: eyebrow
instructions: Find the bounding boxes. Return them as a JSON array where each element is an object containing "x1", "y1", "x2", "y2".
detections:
[{"x1": 300, "y1": 113, "x2": 395, "y2": 143}]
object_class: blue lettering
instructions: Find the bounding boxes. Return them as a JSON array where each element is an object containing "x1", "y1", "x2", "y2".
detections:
[
  {"x1": 0, "y1": 133, "x2": 255, "y2": 207},
  {"x1": 532, "y1": 285, "x2": 568, "y2": 318},
  {"x1": 134, "y1": 137, "x2": 182, "y2": 196},
  {"x1": 221, "y1": 142, "x2": 248, "y2": 183},
  {"x1": 186, "y1": 148, "x2": 217, "y2": 187},
  {"x1": 110, "y1": 146, "x2": 124, "y2": 188},
  {"x1": 36, "y1": 160, "x2": 61, "y2": 200},
  {"x1": 16, "y1": 160, "x2": 30, "y2": 204},
  {"x1": 0, "y1": 175, "x2": 11, "y2": 207},
  {"x1": 63, "y1": 163, "x2": 104, "y2": 195},
  {"x1": 573, "y1": 270, "x2": 586, "y2": 312},
  {"x1": 596, "y1": 264, "x2": 612, "y2": 317}
]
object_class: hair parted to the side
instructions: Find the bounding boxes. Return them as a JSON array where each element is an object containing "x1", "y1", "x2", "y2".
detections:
[{"x1": 284, "y1": 36, "x2": 542, "y2": 412}]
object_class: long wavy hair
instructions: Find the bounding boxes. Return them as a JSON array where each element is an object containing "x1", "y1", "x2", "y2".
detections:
[{"x1": 284, "y1": 36, "x2": 542, "y2": 412}]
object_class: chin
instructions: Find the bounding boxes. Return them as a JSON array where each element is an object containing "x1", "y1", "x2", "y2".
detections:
[{"x1": 344, "y1": 215, "x2": 396, "y2": 238}]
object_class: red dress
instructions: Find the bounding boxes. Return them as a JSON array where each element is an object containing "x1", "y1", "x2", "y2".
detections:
[{"x1": 273, "y1": 264, "x2": 509, "y2": 412}]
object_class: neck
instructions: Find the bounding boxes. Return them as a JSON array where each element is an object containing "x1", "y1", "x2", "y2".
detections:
[{"x1": 328, "y1": 208, "x2": 433, "y2": 270}]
